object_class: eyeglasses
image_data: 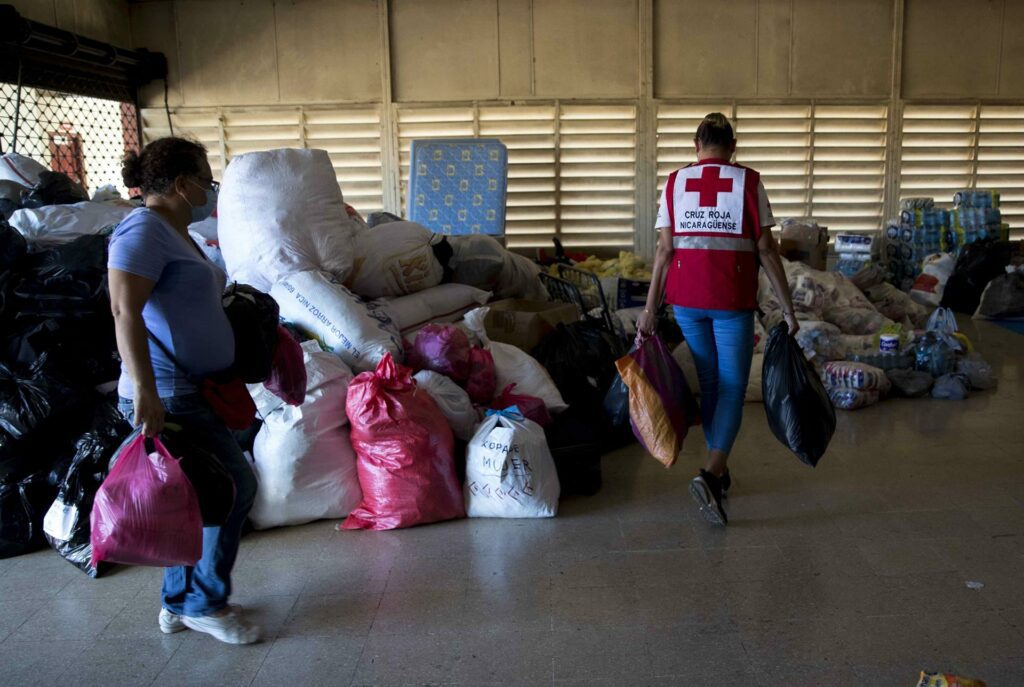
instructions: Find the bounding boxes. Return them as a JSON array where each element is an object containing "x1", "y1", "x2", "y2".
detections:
[{"x1": 193, "y1": 177, "x2": 220, "y2": 192}]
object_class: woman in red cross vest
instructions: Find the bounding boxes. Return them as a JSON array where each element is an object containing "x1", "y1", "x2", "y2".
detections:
[{"x1": 637, "y1": 113, "x2": 798, "y2": 527}]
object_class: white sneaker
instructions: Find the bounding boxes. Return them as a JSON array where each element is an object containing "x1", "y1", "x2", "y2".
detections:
[
  {"x1": 159, "y1": 604, "x2": 243, "y2": 635},
  {"x1": 158, "y1": 608, "x2": 186, "y2": 634},
  {"x1": 182, "y1": 607, "x2": 261, "y2": 645}
]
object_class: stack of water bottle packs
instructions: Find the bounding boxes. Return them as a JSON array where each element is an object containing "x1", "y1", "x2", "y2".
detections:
[
  {"x1": 951, "y1": 189, "x2": 1009, "y2": 248},
  {"x1": 882, "y1": 197, "x2": 949, "y2": 291}
]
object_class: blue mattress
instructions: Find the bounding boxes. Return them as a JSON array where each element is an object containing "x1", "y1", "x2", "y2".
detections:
[{"x1": 407, "y1": 138, "x2": 508, "y2": 236}]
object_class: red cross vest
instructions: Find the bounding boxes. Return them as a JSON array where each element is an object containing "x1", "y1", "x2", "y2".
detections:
[{"x1": 663, "y1": 158, "x2": 762, "y2": 311}]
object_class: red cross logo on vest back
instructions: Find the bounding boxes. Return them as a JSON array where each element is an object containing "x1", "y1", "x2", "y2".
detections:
[{"x1": 684, "y1": 165, "x2": 734, "y2": 207}]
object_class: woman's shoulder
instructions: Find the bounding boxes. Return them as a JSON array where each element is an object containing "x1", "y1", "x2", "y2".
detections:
[{"x1": 110, "y1": 208, "x2": 172, "y2": 243}]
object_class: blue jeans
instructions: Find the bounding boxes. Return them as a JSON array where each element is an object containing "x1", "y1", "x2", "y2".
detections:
[
  {"x1": 673, "y1": 307, "x2": 755, "y2": 455},
  {"x1": 118, "y1": 393, "x2": 257, "y2": 617}
]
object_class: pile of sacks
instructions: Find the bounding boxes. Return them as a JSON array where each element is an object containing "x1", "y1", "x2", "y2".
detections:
[
  {"x1": 213, "y1": 149, "x2": 578, "y2": 530},
  {"x1": 245, "y1": 308, "x2": 571, "y2": 530},
  {"x1": 758, "y1": 257, "x2": 929, "y2": 364},
  {"x1": 216, "y1": 148, "x2": 547, "y2": 374}
]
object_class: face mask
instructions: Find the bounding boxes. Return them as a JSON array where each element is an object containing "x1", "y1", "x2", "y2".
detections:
[{"x1": 183, "y1": 180, "x2": 217, "y2": 223}]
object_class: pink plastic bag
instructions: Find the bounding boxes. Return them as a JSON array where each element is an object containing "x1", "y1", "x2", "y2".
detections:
[
  {"x1": 264, "y1": 325, "x2": 307, "y2": 406},
  {"x1": 463, "y1": 347, "x2": 496, "y2": 404},
  {"x1": 90, "y1": 433, "x2": 203, "y2": 567},
  {"x1": 407, "y1": 325, "x2": 471, "y2": 381},
  {"x1": 342, "y1": 354, "x2": 464, "y2": 531},
  {"x1": 490, "y1": 384, "x2": 552, "y2": 427}
]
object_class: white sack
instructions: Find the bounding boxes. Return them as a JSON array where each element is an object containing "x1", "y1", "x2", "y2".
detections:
[
  {"x1": 496, "y1": 251, "x2": 549, "y2": 301},
  {"x1": 385, "y1": 283, "x2": 491, "y2": 333},
  {"x1": 349, "y1": 221, "x2": 443, "y2": 298},
  {"x1": 218, "y1": 148, "x2": 358, "y2": 293},
  {"x1": 413, "y1": 370, "x2": 479, "y2": 441},
  {"x1": 450, "y1": 234, "x2": 507, "y2": 291},
  {"x1": 188, "y1": 215, "x2": 218, "y2": 242},
  {"x1": 272, "y1": 270, "x2": 402, "y2": 373},
  {"x1": 249, "y1": 345, "x2": 361, "y2": 529},
  {"x1": 9, "y1": 200, "x2": 133, "y2": 246},
  {"x1": 188, "y1": 230, "x2": 226, "y2": 272},
  {"x1": 465, "y1": 412, "x2": 559, "y2": 518},
  {"x1": 910, "y1": 253, "x2": 956, "y2": 308},
  {"x1": 0, "y1": 153, "x2": 47, "y2": 187},
  {"x1": 464, "y1": 307, "x2": 568, "y2": 413}
]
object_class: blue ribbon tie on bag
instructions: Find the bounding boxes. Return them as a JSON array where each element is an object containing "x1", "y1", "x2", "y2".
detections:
[{"x1": 485, "y1": 406, "x2": 524, "y2": 421}]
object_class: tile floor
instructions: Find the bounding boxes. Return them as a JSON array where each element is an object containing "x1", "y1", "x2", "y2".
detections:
[{"x1": 1, "y1": 318, "x2": 1022, "y2": 686}]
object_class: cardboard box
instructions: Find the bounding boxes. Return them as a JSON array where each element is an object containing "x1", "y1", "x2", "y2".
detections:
[
  {"x1": 779, "y1": 221, "x2": 829, "y2": 271},
  {"x1": 484, "y1": 299, "x2": 579, "y2": 352}
]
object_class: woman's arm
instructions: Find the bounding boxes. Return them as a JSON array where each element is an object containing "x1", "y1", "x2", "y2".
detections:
[
  {"x1": 756, "y1": 230, "x2": 799, "y2": 336},
  {"x1": 109, "y1": 268, "x2": 165, "y2": 437},
  {"x1": 637, "y1": 227, "x2": 674, "y2": 336}
]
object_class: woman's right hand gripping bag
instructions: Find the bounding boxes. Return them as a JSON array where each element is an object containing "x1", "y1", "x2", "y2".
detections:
[
  {"x1": 614, "y1": 334, "x2": 699, "y2": 468},
  {"x1": 342, "y1": 353, "x2": 465, "y2": 530},
  {"x1": 465, "y1": 407, "x2": 560, "y2": 518},
  {"x1": 89, "y1": 432, "x2": 203, "y2": 568},
  {"x1": 761, "y1": 323, "x2": 836, "y2": 467}
]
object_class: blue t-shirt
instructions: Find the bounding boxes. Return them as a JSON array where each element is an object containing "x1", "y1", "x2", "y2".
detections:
[{"x1": 108, "y1": 207, "x2": 235, "y2": 399}]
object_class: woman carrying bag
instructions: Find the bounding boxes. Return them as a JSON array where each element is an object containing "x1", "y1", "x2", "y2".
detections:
[
  {"x1": 108, "y1": 137, "x2": 259, "y2": 644},
  {"x1": 637, "y1": 113, "x2": 799, "y2": 527}
]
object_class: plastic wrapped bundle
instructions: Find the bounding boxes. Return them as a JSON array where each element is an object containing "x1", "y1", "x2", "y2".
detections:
[
  {"x1": 828, "y1": 387, "x2": 880, "y2": 411},
  {"x1": 822, "y1": 361, "x2": 891, "y2": 393}
]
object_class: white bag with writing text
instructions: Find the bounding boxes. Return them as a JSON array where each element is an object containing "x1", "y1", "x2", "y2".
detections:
[{"x1": 464, "y1": 410, "x2": 559, "y2": 519}]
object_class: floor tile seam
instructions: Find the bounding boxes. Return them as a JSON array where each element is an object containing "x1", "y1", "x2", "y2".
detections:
[
  {"x1": 144, "y1": 636, "x2": 188, "y2": 687},
  {"x1": 346, "y1": 582, "x2": 392, "y2": 686}
]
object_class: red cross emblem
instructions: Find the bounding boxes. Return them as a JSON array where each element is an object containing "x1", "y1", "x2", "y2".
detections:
[{"x1": 685, "y1": 165, "x2": 734, "y2": 207}]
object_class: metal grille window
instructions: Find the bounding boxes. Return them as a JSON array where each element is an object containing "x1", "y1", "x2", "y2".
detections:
[
  {"x1": 140, "y1": 106, "x2": 385, "y2": 212},
  {"x1": 656, "y1": 102, "x2": 888, "y2": 233},
  {"x1": 397, "y1": 103, "x2": 636, "y2": 250},
  {"x1": 1, "y1": 81, "x2": 140, "y2": 197}
]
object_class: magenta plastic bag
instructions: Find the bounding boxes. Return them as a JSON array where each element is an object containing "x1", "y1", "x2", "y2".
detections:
[
  {"x1": 90, "y1": 433, "x2": 202, "y2": 568},
  {"x1": 464, "y1": 347, "x2": 496, "y2": 404},
  {"x1": 407, "y1": 325, "x2": 471, "y2": 381},
  {"x1": 490, "y1": 384, "x2": 551, "y2": 427},
  {"x1": 265, "y1": 325, "x2": 307, "y2": 406}
]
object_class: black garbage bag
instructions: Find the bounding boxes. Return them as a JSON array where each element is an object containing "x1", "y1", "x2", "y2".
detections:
[
  {"x1": 761, "y1": 323, "x2": 836, "y2": 467},
  {"x1": 0, "y1": 354, "x2": 81, "y2": 470},
  {"x1": 531, "y1": 321, "x2": 627, "y2": 408},
  {"x1": 544, "y1": 405, "x2": 604, "y2": 496},
  {"x1": 43, "y1": 400, "x2": 131, "y2": 576},
  {"x1": 26, "y1": 234, "x2": 108, "y2": 279},
  {"x1": 603, "y1": 376, "x2": 630, "y2": 428},
  {"x1": 222, "y1": 283, "x2": 280, "y2": 383},
  {"x1": 19, "y1": 171, "x2": 88, "y2": 209},
  {"x1": 975, "y1": 271, "x2": 1024, "y2": 320},
  {"x1": 3, "y1": 314, "x2": 119, "y2": 390},
  {"x1": 0, "y1": 217, "x2": 27, "y2": 271},
  {"x1": 942, "y1": 239, "x2": 1015, "y2": 314},
  {"x1": 0, "y1": 472, "x2": 54, "y2": 558}
]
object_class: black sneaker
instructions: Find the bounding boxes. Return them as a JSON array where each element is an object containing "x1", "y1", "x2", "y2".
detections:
[
  {"x1": 720, "y1": 469, "x2": 732, "y2": 498},
  {"x1": 689, "y1": 469, "x2": 728, "y2": 526}
]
